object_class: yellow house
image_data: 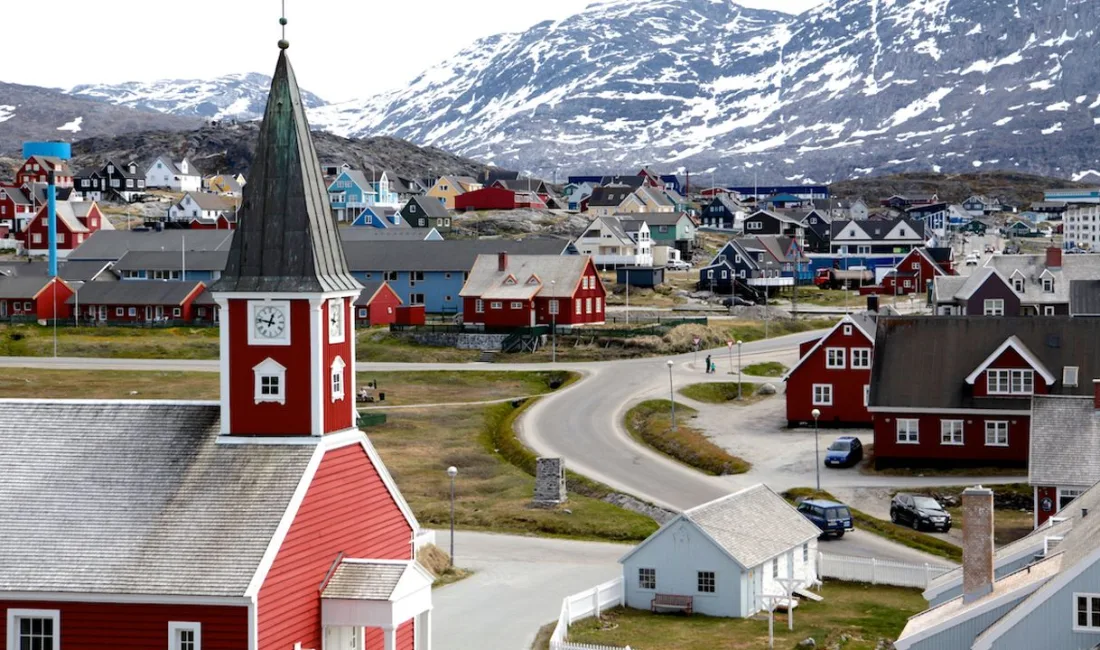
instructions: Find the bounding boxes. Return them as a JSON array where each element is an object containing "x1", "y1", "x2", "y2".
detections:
[
  {"x1": 426, "y1": 175, "x2": 482, "y2": 209},
  {"x1": 204, "y1": 174, "x2": 245, "y2": 197}
]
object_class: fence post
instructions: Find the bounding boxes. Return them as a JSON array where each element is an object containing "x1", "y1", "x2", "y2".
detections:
[
  {"x1": 871, "y1": 558, "x2": 877, "y2": 585},
  {"x1": 564, "y1": 596, "x2": 571, "y2": 625},
  {"x1": 594, "y1": 584, "x2": 601, "y2": 619}
]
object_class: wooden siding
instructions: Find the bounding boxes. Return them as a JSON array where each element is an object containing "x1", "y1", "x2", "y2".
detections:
[
  {"x1": 986, "y1": 558, "x2": 1100, "y2": 649},
  {"x1": 906, "y1": 599, "x2": 1021, "y2": 650},
  {"x1": 322, "y1": 296, "x2": 354, "y2": 433},
  {"x1": 971, "y1": 347, "x2": 1050, "y2": 398},
  {"x1": 356, "y1": 286, "x2": 402, "y2": 327},
  {"x1": 962, "y1": 275, "x2": 1021, "y2": 316},
  {"x1": 786, "y1": 324, "x2": 873, "y2": 426},
  {"x1": 257, "y1": 443, "x2": 414, "y2": 649},
  {"x1": 0, "y1": 601, "x2": 247, "y2": 649},
  {"x1": 872, "y1": 414, "x2": 1030, "y2": 465}
]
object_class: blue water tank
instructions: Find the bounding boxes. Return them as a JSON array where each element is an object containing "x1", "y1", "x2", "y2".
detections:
[{"x1": 22, "y1": 141, "x2": 72, "y2": 160}]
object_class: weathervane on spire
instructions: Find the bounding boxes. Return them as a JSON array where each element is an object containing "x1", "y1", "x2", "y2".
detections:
[{"x1": 278, "y1": 0, "x2": 289, "y2": 50}]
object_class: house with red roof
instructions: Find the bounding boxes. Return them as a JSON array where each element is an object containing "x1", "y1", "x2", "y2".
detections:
[{"x1": 460, "y1": 253, "x2": 606, "y2": 328}]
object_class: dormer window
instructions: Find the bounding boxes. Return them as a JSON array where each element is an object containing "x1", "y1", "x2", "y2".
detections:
[
  {"x1": 253, "y1": 358, "x2": 287, "y2": 405},
  {"x1": 1043, "y1": 277, "x2": 1055, "y2": 293},
  {"x1": 1013, "y1": 278, "x2": 1024, "y2": 293}
]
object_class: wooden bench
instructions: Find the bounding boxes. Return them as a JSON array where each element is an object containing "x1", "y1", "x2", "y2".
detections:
[{"x1": 651, "y1": 593, "x2": 693, "y2": 615}]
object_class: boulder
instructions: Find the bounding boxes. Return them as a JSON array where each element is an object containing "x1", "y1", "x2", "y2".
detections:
[{"x1": 758, "y1": 383, "x2": 777, "y2": 395}]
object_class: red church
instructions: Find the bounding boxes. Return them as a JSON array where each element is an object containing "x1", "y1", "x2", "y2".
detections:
[
  {"x1": 460, "y1": 253, "x2": 606, "y2": 328},
  {"x1": 0, "y1": 42, "x2": 433, "y2": 650}
]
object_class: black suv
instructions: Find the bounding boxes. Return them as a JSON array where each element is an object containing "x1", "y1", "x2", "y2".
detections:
[{"x1": 890, "y1": 493, "x2": 952, "y2": 532}]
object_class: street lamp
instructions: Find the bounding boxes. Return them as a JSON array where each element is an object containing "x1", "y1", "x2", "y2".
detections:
[
  {"x1": 550, "y1": 280, "x2": 557, "y2": 363},
  {"x1": 811, "y1": 409, "x2": 821, "y2": 491},
  {"x1": 737, "y1": 340, "x2": 744, "y2": 399},
  {"x1": 667, "y1": 360, "x2": 676, "y2": 430},
  {"x1": 447, "y1": 466, "x2": 458, "y2": 567}
]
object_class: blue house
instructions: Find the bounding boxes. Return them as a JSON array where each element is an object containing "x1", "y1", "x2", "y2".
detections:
[
  {"x1": 328, "y1": 170, "x2": 402, "y2": 223},
  {"x1": 341, "y1": 238, "x2": 572, "y2": 315},
  {"x1": 113, "y1": 249, "x2": 229, "y2": 283},
  {"x1": 351, "y1": 206, "x2": 404, "y2": 228}
]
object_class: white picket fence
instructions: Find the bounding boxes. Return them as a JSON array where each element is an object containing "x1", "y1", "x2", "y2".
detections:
[
  {"x1": 819, "y1": 552, "x2": 954, "y2": 589},
  {"x1": 549, "y1": 577, "x2": 632, "y2": 650}
]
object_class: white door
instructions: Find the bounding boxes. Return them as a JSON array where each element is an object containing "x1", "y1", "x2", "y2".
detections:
[
  {"x1": 98, "y1": 306, "x2": 107, "y2": 321},
  {"x1": 324, "y1": 626, "x2": 363, "y2": 650},
  {"x1": 144, "y1": 306, "x2": 152, "y2": 321}
]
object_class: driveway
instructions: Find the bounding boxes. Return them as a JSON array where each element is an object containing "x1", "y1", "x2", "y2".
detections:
[{"x1": 432, "y1": 530, "x2": 623, "y2": 650}]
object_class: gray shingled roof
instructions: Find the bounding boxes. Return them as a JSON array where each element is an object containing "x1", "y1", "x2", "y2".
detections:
[
  {"x1": 354, "y1": 281, "x2": 398, "y2": 306},
  {"x1": 114, "y1": 250, "x2": 230, "y2": 273},
  {"x1": 1070, "y1": 280, "x2": 1100, "y2": 316},
  {"x1": 69, "y1": 230, "x2": 235, "y2": 262},
  {"x1": 0, "y1": 276, "x2": 53, "y2": 299},
  {"x1": 323, "y1": 561, "x2": 406, "y2": 600},
  {"x1": 179, "y1": 192, "x2": 236, "y2": 212},
  {"x1": 339, "y1": 228, "x2": 436, "y2": 242},
  {"x1": 1030, "y1": 396, "x2": 1100, "y2": 486},
  {"x1": 460, "y1": 254, "x2": 593, "y2": 299},
  {"x1": 618, "y1": 212, "x2": 687, "y2": 227},
  {"x1": 69, "y1": 281, "x2": 205, "y2": 306},
  {"x1": 0, "y1": 401, "x2": 314, "y2": 596},
  {"x1": 683, "y1": 484, "x2": 820, "y2": 569},
  {"x1": 212, "y1": 50, "x2": 360, "y2": 293},
  {"x1": 870, "y1": 317, "x2": 1100, "y2": 410},
  {"x1": 343, "y1": 238, "x2": 569, "y2": 273},
  {"x1": 588, "y1": 186, "x2": 634, "y2": 207},
  {"x1": 407, "y1": 195, "x2": 451, "y2": 219}
]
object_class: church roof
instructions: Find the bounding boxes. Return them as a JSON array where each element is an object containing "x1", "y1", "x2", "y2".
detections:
[{"x1": 212, "y1": 50, "x2": 360, "y2": 293}]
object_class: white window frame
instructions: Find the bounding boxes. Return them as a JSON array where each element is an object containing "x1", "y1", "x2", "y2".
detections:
[
  {"x1": 7, "y1": 609, "x2": 60, "y2": 650},
  {"x1": 1043, "y1": 277, "x2": 1054, "y2": 293},
  {"x1": 812, "y1": 384, "x2": 833, "y2": 406},
  {"x1": 168, "y1": 621, "x2": 202, "y2": 650},
  {"x1": 475, "y1": 299, "x2": 485, "y2": 314},
  {"x1": 1044, "y1": 306, "x2": 1055, "y2": 315},
  {"x1": 940, "y1": 420, "x2": 964, "y2": 446},
  {"x1": 802, "y1": 543, "x2": 809, "y2": 563},
  {"x1": 697, "y1": 570, "x2": 716, "y2": 594},
  {"x1": 595, "y1": 296, "x2": 602, "y2": 313},
  {"x1": 897, "y1": 419, "x2": 919, "y2": 444},
  {"x1": 638, "y1": 567, "x2": 656, "y2": 591},
  {"x1": 1060, "y1": 488, "x2": 1085, "y2": 511},
  {"x1": 1074, "y1": 593, "x2": 1100, "y2": 631},
  {"x1": 490, "y1": 301, "x2": 502, "y2": 310},
  {"x1": 253, "y1": 357, "x2": 287, "y2": 405},
  {"x1": 983, "y1": 299, "x2": 1005, "y2": 316},
  {"x1": 843, "y1": 324, "x2": 852, "y2": 336},
  {"x1": 331, "y1": 356, "x2": 346, "y2": 403},
  {"x1": 548, "y1": 299, "x2": 559, "y2": 316},
  {"x1": 511, "y1": 301, "x2": 524, "y2": 310},
  {"x1": 985, "y1": 420, "x2": 1009, "y2": 447},
  {"x1": 575, "y1": 298, "x2": 582, "y2": 315},
  {"x1": 987, "y1": 369, "x2": 1033, "y2": 395},
  {"x1": 825, "y1": 347, "x2": 846, "y2": 369},
  {"x1": 851, "y1": 348, "x2": 871, "y2": 369}
]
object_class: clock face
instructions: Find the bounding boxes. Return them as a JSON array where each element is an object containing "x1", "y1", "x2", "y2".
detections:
[
  {"x1": 255, "y1": 305, "x2": 287, "y2": 339},
  {"x1": 328, "y1": 298, "x2": 345, "y2": 342}
]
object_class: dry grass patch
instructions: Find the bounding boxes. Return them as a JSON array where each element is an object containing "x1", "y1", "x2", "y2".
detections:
[
  {"x1": 0, "y1": 324, "x2": 219, "y2": 359},
  {"x1": 625, "y1": 399, "x2": 750, "y2": 475},
  {"x1": 567, "y1": 581, "x2": 925, "y2": 650},
  {"x1": 358, "y1": 370, "x2": 567, "y2": 406},
  {"x1": 417, "y1": 544, "x2": 471, "y2": 588},
  {"x1": 0, "y1": 368, "x2": 218, "y2": 399}
]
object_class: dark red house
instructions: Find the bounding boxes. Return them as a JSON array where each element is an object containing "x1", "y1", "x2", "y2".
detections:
[
  {"x1": 868, "y1": 316, "x2": 1100, "y2": 468},
  {"x1": 932, "y1": 267, "x2": 1021, "y2": 316},
  {"x1": 22, "y1": 201, "x2": 104, "y2": 255},
  {"x1": 0, "y1": 184, "x2": 34, "y2": 231},
  {"x1": 15, "y1": 155, "x2": 74, "y2": 187},
  {"x1": 784, "y1": 311, "x2": 879, "y2": 427},
  {"x1": 0, "y1": 276, "x2": 74, "y2": 321},
  {"x1": 880, "y1": 248, "x2": 950, "y2": 296},
  {"x1": 460, "y1": 252, "x2": 606, "y2": 328},
  {"x1": 355, "y1": 281, "x2": 403, "y2": 327},
  {"x1": 0, "y1": 46, "x2": 432, "y2": 650},
  {"x1": 454, "y1": 186, "x2": 519, "y2": 211}
]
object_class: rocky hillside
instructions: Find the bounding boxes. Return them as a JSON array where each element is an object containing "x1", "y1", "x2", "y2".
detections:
[
  {"x1": 829, "y1": 171, "x2": 1092, "y2": 205},
  {"x1": 68, "y1": 122, "x2": 505, "y2": 181},
  {"x1": 0, "y1": 82, "x2": 200, "y2": 154},
  {"x1": 68, "y1": 73, "x2": 327, "y2": 122},
  {"x1": 310, "y1": 0, "x2": 1100, "y2": 181}
]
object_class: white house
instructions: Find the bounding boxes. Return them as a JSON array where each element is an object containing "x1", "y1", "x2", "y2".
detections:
[
  {"x1": 145, "y1": 156, "x2": 202, "y2": 192},
  {"x1": 619, "y1": 484, "x2": 821, "y2": 618},
  {"x1": 168, "y1": 192, "x2": 237, "y2": 226},
  {"x1": 572, "y1": 216, "x2": 653, "y2": 268}
]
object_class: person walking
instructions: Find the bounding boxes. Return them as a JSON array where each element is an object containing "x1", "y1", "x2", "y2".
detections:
[{"x1": 704, "y1": 354, "x2": 712, "y2": 374}]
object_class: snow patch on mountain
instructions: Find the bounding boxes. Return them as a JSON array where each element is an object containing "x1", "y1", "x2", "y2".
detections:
[
  {"x1": 57, "y1": 117, "x2": 83, "y2": 133},
  {"x1": 0, "y1": 106, "x2": 14, "y2": 124}
]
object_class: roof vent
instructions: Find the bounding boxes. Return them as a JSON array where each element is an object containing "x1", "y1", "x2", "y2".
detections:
[
  {"x1": 1064, "y1": 366, "x2": 1080, "y2": 387},
  {"x1": 1083, "y1": 507, "x2": 1090, "y2": 519},
  {"x1": 1047, "y1": 334, "x2": 1062, "y2": 349},
  {"x1": 1044, "y1": 535, "x2": 1065, "y2": 555}
]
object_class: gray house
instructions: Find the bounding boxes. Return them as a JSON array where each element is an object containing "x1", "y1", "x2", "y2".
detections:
[
  {"x1": 619, "y1": 484, "x2": 820, "y2": 618},
  {"x1": 896, "y1": 482, "x2": 1100, "y2": 649}
]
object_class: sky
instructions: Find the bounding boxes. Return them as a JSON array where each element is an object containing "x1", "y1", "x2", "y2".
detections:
[{"x1": 5, "y1": 0, "x2": 822, "y2": 102}]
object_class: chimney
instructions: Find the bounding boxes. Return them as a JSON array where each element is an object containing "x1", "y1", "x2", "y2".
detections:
[
  {"x1": 1046, "y1": 246, "x2": 1062, "y2": 269},
  {"x1": 962, "y1": 485, "x2": 995, "y2": 604},
  {"x1": 867, "y1": 294, "x2": 879, "y2": 313},
  {"x1": 498, "y1": 251, "x2": 508, "y2": 272},
  {"x1": 1093, "y1": 379, "x2": 1100, "y2": 410}
]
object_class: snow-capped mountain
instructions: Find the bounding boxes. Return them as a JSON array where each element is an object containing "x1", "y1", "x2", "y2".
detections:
[
  {"x1": 310, "y1": 0, "x2": 1100, "y2": 182},
  {"x1": 68, "y1": 73, "x2": 327, "y2": 122}
]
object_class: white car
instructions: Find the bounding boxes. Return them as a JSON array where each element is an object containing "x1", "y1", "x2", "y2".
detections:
[
  {"x1": 666, "y1": 260, "x2": 691, "y2": 271},
  {"x1": 965, "y1": 253, "x2": 980, "y2": 266}
]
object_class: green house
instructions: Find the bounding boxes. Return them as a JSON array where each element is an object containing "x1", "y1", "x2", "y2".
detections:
[
  {"x1": 960, "y1": 220, "x2": 988, "y2": 235},
  {"x1": 620, "y1": 212, "x2": 697, "y2": 254}
]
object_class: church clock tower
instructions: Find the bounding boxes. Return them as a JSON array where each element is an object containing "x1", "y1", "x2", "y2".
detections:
[{"x1": 211, "y1": 45, "x2": 362, "y2": 437}]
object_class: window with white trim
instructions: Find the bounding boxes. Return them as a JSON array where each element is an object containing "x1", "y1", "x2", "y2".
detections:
[
  {"x1": 941, "y1": 420, "x2": 964, "y2": 445},
  {"x1": 638, "y1": 567, "x2": 656, "y2": 590},
  {"x1": 511, "y1": 301, "x2": 524, "y2": 310},
  {"x1": 812, "y1": 384, "x2": 833, "y2": 406},
  {"x1": 575, "y1": 298, "x2": 582, "y2": 315},
  {"x1": 1043, "y1": 277, "x2": 1054, "y2": 293},
  {"x1": 548, "y1": 299, "x2": 559, "y2": 315},
  {"x1": 1059, "y1": 488, "x2": 1084, "y2": 511},
  {"x1": 772, "y1": 558, "x2": 779, "y2": 578},
  {"x1": 8, "y1": 609, "x2": 60, "y2": 650},
  {"x1": 983, "y1": 299, "x2": 1004, "y2": 316},
  {"x1": 897, "y1": 419, "x2": 919, "y2": 444},
  {"x1": 986, "y1": 369, "x2": 1033, "y2": 395},
  {"x1": 169, "y1": 621, "x2": 202, "y2": 650},
  {"x1": 697, "y1": 570, "x2": 716, "y2": 593},
  {"x1": 851, "y1": 348, "x2": 871, "y2": 369},
  {"x1": 490, "y1": 301, "x2": 502, "y2": 310},
  {"x1": 843, "y1": 325, "x2": 852, "y2": 336},
  {"x1": 1075, "y1": 594, "x2": 1100, "y2": 630},
  {"x1": 1044, "y1": 306, "x2": 1055, "y2": 315},
  {"x1": 331, "y1": 357, "x2": 346, "y2": 402},
  {"x1": 475, "y1": 299, "x2": 484, "y2": 313},
  {"x1": 825, "y1": 348, "x2": 846, "y2": 369},
  {"x1": 595, "y1": 297, "x2": 602, "y2": 313},
  {"x1": 863, "y1": 385, "x2": 869, "y2": 407},
  {"x1": 586, "y1": 297, "x2": 592, "y2": 313},
  {"x1": 253, "y1": 358, "x2": 287, "y2": 405},
  {"x1": 1013, "y1": 277, "x2": 1024, "y2": 292},
  {"x1": 985, "y1": 421, "x2": 1009, "y2": 447},
  {"x1": 802, "y1": 543, "x2": 809, "y2": 563}
]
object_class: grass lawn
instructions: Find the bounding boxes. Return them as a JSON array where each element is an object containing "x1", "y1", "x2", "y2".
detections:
[
  {"x1": 742, "y1": 361, "x2": 787, "y2": 377},
  {"x1": 369, "y1": 402, "x2": 657, "y2": 542},
  {"x1": 357, "y1": 329, "x2": 481, "y2": 363},
  {"x1": 785, "y1": 489, "x2": 962, "y2": 563},
  {"x1": 0, "y1": 324, "x2": 219, "y2": 359},
  {"x1": 0, "y1": 368, "x2": 559, "y2": 406},
  {"x1": 779, "y1": 288, "x2": 858, "y2": 306},
  {"x1": 567, "y1": 582, "x2": 926, "y2": 650},
  {"x1": 625, "y1": 399, "x2": 750, "y2": 476},
  {"x1": 678, "y1": 382, "x2": 764, "y2": 406}
]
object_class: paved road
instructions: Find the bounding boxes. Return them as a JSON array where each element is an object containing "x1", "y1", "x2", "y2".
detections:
[{"x1": 433, "y1": 530, "x2": 622, "y2": 650}]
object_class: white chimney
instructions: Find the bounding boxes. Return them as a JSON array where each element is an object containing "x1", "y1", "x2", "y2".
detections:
[{"x1": 962, "y1": 485, "x2": 995, "y2": 604}]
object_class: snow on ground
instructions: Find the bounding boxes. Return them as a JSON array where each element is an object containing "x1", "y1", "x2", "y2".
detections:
[
  {"x1": 994, "y1": 116, "x2": 1013, "y2": 126},
  {"x1": 57, "y1": 116, "x2": 83, "y2": 132},
  {"x1": 1041, "y1": 122, "x2": 1063, "y2": 135},
  {"x1": 1046, "y1": 101, "x2": 1070, "y2": 111},
  {"x1": 0, "y1": 105, "x2": 14, "y2": 123}
]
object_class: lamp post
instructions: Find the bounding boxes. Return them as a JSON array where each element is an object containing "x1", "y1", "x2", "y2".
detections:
[
  {"x1": 550, "y1": 280, "x2": 557, "y2": 363},
  {"x1": 737, "y1": 339, "x2": 743, "y2": 399},
  {"x1": 447, "y1": 466, "x2": 458, "y2": 567},
  {"x1": 667, "y1": 360, "x2": 676, "y2": 430},
  {"x1": 811, "y1": 409, "x2": 821, "y2": 491}
]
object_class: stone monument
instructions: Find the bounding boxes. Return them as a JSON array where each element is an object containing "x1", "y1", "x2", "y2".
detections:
[{"x1": 534, "y1": 457, "x2": 567, "y2": 505}]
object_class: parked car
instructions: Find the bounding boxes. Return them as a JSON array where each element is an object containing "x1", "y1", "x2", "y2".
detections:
[
  {"x1": 666, "y1": 260, "x2": 691, "y2": 271},
  {"x1": 965, "y1": 253, "x2": 980, "y2": 266},
  {"x1": 722, "y1": 296, "x2": 755, "y2": 307},
  {"x1": 890, "y1": 493, "x2": 952, "y2": 532},
  {"x1": 984, "y1": 244, "x2": 995, "y2": 254},
  {"x1": 1004, "y1": 245, "x2": 1020, "y2": 254},
  {"x1": 797, "y1": 498, "x2": 855, "y2": 539},
  {"x1": 823, "y1": 436, "x2": 863, "y2": 468}
]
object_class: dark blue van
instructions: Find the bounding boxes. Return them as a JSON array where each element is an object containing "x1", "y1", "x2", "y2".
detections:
[{"x1": 797, "y1": 498, "x2": 855, "y2": 538}]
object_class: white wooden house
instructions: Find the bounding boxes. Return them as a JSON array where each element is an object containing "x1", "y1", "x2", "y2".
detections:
[
  {"x1": 145, "y1": 156, "x2": 202, "y2": 192},
  {"x1": 572, "y1": 216, "x2": 653, "y2": 268},
  {"x1": 619, "y1": 484, "x2": 821, "y2": 618}
]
